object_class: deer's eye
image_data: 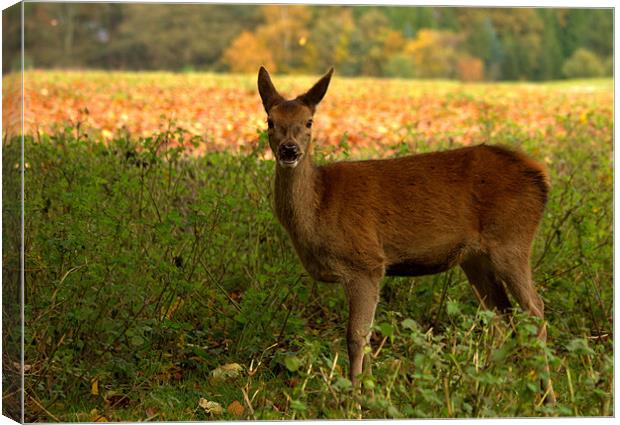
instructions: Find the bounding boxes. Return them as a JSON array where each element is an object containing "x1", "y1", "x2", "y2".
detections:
[
  {"x1": 306, "y1": 120, "x2": 313, "y2": 129},
  {"x1": 267, "y1": 119, "x2": 274, "y2": 129}
]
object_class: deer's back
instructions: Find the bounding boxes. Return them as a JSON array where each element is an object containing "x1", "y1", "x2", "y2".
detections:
[{"x1": 316, "y1": 144, "x2": 549, "y2": 269}]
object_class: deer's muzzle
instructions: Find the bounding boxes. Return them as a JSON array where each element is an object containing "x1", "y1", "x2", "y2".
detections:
[{"x1": 278, "y1": 143, "x2": 301, "y2": 167}]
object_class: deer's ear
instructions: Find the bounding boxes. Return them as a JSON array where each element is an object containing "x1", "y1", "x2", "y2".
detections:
[
  {"x1": 258, "y1": 66, "x2": 284, "y2": 113},
  {"x1": 297, "y1": 68, "x2": 333, "y2": 112}
]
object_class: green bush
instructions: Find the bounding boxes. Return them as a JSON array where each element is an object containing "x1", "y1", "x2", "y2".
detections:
[
  {"x1": 383, "y1": 53, "x2": 416, "y2": 78},
  {"x1": 562, "y1": 48, "x2": 605, "y2": 78}
]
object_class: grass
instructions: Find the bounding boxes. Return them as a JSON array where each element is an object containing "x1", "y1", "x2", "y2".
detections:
[{"x1": 2, "y1": 78, "x2": 613, "y2": 421}]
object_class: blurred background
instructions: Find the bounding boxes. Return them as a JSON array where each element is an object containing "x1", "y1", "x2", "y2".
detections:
[{"x1": 3, "y1": 4, "x2": 614, "y2": 80}]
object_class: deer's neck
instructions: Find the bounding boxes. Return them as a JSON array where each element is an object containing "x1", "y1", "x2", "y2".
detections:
[{"x1": 274, "y1": 154, "x2": 320, "y2": 240}]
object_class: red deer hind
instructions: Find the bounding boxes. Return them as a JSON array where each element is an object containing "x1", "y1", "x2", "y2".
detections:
[{"x1": 257, "y1": 67, "x2": 556, "y2": 404}]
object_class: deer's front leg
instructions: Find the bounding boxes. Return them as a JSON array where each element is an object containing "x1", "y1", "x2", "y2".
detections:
[{"x1": 344, "y1": 274, "x2": 380, "y2": 386}]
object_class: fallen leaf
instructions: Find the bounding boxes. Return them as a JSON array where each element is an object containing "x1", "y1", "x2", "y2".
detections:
[
  {"x1": 12, "y1": 362, "x2": 32, "y2": 372},
  {"x1": 198, "y1": 398, "x2": 209, "y2": 409},
  {"x1": 89, "y1": 408, "x2": 107, "y2": 422},
  {"x1": 211, "y1": 362, "x2": 243, "y2": 381},
  {"x1": 199, "y1": 398, "x2": 223, "y2": 415},
  {"x1": 91, "y1": 378, "x2": 99, "y2": 396},
  {"x1": 227, "y1": 400, "x2": 244, "y2": 417},
  {"x1": 145, "y1": 407, "x2": 159, "y2": 418},
  {"x1": 222, "y1": 363, "x2": 243, "y2": 372}
]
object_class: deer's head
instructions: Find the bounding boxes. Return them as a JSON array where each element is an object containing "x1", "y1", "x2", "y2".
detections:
[{"x1": 258, "y1": 67, "x2": 333, "y2": 168}]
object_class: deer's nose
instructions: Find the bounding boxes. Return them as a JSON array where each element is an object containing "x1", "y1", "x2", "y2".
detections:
[{"x1": 278, "y1": 143, "x2": 300, "y2": 159}]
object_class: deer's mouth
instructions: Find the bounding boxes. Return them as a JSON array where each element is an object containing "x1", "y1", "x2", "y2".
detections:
[
  {"x1": 277, "y1": 143, "x2": 302, "y2": 167},
  {"x1": 278, "y1": 156, "x2": 301, "y2": 168}
]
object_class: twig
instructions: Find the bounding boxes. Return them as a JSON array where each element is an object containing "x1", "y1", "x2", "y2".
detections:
[
  {"x1": 28, "y1": 394, "x2": 61, "y2": 422},
  {"x1": 372, "y1": 336, "x2": 388, "y2": 359},
  {"x1": 200, "y1": 259, "x2": 241, "y2": 312},
  {"x1": 329, "y1": 352, "x2": 339, "y2": 381},
  {"x1": 566, "y1": 362, "x2": 578, "y2": 415},
  {"x1": 276, "y1": 300, "x2": 294, "y2": 345},
  {"x1": 385, "y1": 359, "x2": 401, "y2": 402},
  {"x1": 300, "y1": 363, "x2": 313, "y2": 393},
  {"x1": 241, "y1": 385, "x2": 255, "y2": 416},
  {"x1": 433, "y1": 270, "x2": 453, "y2": 329},
  {"x1": 535, "y1": 203, "x2": 580, "y2": 269},
  {"x1": 444, "y1": 376, "x2": 453, "y2": 417},
  {"x1": 318, "y1": 367, "x2": 339, "y2": 401}
]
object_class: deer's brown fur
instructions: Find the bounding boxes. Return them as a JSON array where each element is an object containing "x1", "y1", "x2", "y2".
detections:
[{"x1": 258, "y1": 67, "x2": 556, "y2": 404}]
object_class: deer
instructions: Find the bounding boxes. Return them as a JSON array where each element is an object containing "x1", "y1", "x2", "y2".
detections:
[{"x1": 257, "y1": 66, "x2": 556, "y2": 405}]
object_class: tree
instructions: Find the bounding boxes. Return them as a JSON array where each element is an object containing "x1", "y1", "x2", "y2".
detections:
[
  {"x1": 405, "y1": 29, "x2": 463, "y2": 78},
  {"x1": 585, "y1": 9, "x2": 613, "y2": 58},
  {"x1": 106, "y1": 4, "x2": 261, "y2": 70},
  {"x1": 352, "y1": 9, "x2": 391, "y2": 75},
  {"x1": 435, "y1": 7, "x2": 460, "y2": 31},
  {"x1": 562, "y1": 8, "x2": 612, "y2": 61},
  {"x1": 304, "y1": 7, "x2": 355, "y2": 75},
  {"x1": 381, "y1": 6, "x2": 437, "y2": 37},
  {"x1": 10, "y1": 4, "x2": 613, "y2": 80},
  {"x1": 462, "y1": 13, "x2": 503, "y2": 80},
  {"x1": 222, "y1": 31, "x2": 276, "y2": 73},
  {"x1": 256, "y1": 5, "x2": 312, "y2": 72},
  {"x1": 537, "y1": 9, "x2": 564, "y2": 80},
  {"x1": 2, "y1": 3, "x2": 22, "y2": 73},
  {"x1": 22, "y1": 2, "x2": 119, "y2": 69},
  {"x1": 487, "y1": 8, "x2": 544, "y2": 80}
]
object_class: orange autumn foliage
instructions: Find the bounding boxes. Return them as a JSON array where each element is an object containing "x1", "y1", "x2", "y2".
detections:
[
  {"x1": 457, "y1": 56, "x2": 485, "y2": 82},
  {"x1": 223, "y1": 31, "x2": 276, "y2": 73},
  {"x1": 2, "y1": 71, "x2": 612, "y2": 158}
]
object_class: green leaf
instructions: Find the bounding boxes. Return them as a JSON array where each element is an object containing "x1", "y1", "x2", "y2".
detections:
[
  {"x1": 446, "y1": 300, "x2": 461, "y2": 316},
  {"x1": 566, "y1": 338, "x2": 595, "y2": 356},
  {"x1": 333, "y1": 376, "x2": 352, "y2": 391},
  {"x1": 290, "y1": 400, "x2": 307, "y2": 411},
  {"x1": 284, "y1": 355, "x2": 302, "y2": 372},
  {"x1": 519, "y1": 322, "x2": 539, "y2": 336},
  {"x1": 363, "y1": 377, "x2": 375, "y2": 390},
  {"x1": 491, "y1": 340, "x2": 515, "y2": 363},
  {"x1": 387, "y1": 405, "x2": 401, "y2": 418},
  {"x1": 526, "y1": 381, "x2": 539, "y2": 392},
  {"x1": 130, "y1": 335, "x2": 144, "y2": 347},
  {"x1": 378, "y1": 322, "x2": 394, "y2": 338},
  {"x1": 401, "y1": 318, "x2": 417, "y2": 331},
  {"x1": 192, "y1": 345, "x2": 210, "y2": 361}
]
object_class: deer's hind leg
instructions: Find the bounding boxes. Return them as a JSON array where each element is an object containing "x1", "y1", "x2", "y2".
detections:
[
  {"x1": 489, "y1": 248, "x2": 557, "y2": 405},
  {"x1": 461, "y1": 255, "x2": 512, "y2": 313}
]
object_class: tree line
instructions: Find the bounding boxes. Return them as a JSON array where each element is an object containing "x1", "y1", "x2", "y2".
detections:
[{"x1": 4, "y1": 4, "x2": 613, "y2": 80}]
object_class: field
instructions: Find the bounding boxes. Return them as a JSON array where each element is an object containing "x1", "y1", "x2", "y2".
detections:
[{"x1": 2, "y1": 71, "x2": 613, "y2": 421}]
